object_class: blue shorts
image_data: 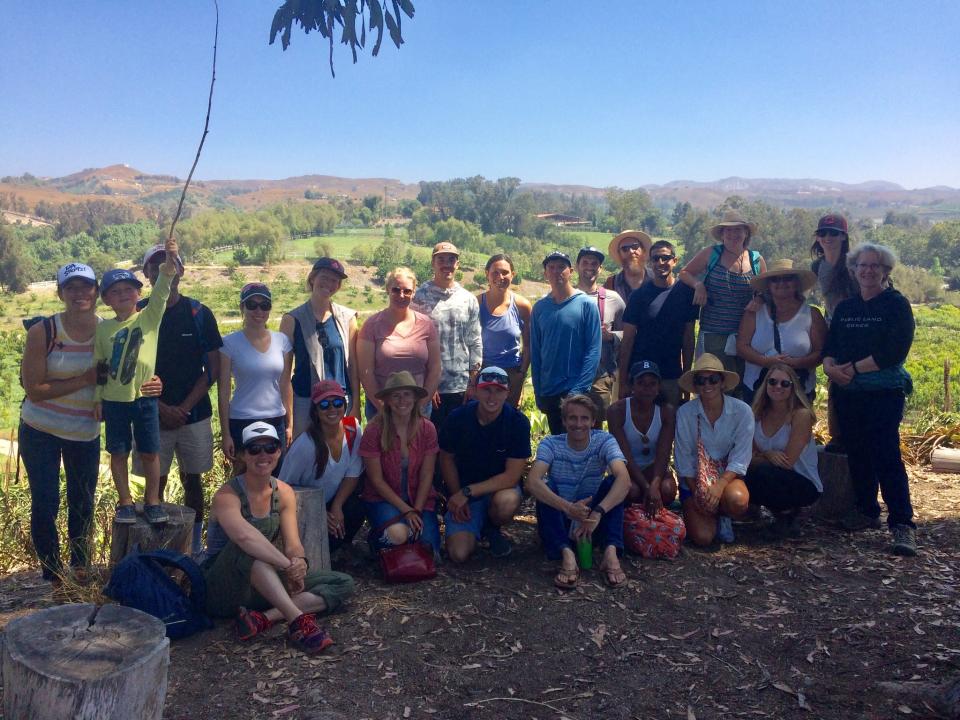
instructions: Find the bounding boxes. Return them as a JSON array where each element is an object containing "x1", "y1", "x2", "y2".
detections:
[
  {"x1": 364, "y1": 500, "x2": 441, "y2": 554},
  {"x1": 103, "y1": 397, "x2": 160, "y2": 455},
  {"x1": 444, "y1": 487, "x2": 522, "y2": 539}
]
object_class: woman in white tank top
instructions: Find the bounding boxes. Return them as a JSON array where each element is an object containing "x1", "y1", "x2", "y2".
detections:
[
  {"x1": 606, "y1": 360, "x2": 677, "y2": 513},
  {"x1": 744, "y1": 362, "x2": 822, "y2": 539}
]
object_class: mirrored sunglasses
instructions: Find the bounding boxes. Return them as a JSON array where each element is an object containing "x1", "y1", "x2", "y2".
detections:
[
  {"x1": 316, "y1": 397, "x2": 346, "y2": 410},
  {"x1": 478, "y1": 371, "x2": 509, "y2": 385}
]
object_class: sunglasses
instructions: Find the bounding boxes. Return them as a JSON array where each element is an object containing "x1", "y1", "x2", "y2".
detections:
[
  {"x1": 651, "y1": 255, "x2": 676, "y2": 263},
  {"x1": 766, "y1": 378, "x2": 794, "y2": 388},
  {"x1": 316, "y1": 397, "x2": 346, "y2": 410},
  {"x1": 478, "y1": 371, "x2": 509, "y2": 386},
  {"x1": 244, "y1": 300, "x2": 271, "y2": 311},
  {"x1": 390, "y1": 287, "x2": 414, "y2": 297},
  {"x1": 316, "y1": 323, "x2": 329, "y2": 349},
  {"x1": 245, "y1": 441, "x2": 281, "y2": 455},
  {"x1": 769, "y1": 275, "x2": 798, "y2": 284},
  {"x1": 619, "y1": 243, "x2": 643, "y2": 252},
  {"x1": 693, "y1": 374, "x2": 723, "y2": 387},
  {"x1": 816, "y1": 229, "x2": 842, "y2": 238}
]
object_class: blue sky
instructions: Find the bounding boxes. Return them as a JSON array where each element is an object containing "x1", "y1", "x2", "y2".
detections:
[{"x1": 2, "y1": 1, "x2": 958, "y2": 189}]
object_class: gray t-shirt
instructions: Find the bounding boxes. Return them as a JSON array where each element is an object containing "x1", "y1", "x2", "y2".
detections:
[{"x1": 583, "y1": 288, "x2": 625, "y2": 377}]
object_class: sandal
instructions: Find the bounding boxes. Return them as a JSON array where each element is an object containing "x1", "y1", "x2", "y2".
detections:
[
  {"x1": 553, "y1": 566, "x2": 579, "y2": 590},
  {"x1": 599, "y1": 563, "x2": 627, "y2": 589}
]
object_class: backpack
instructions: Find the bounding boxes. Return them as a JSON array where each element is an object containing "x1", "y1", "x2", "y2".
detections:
[
  {"x1": 138, "y1": 296, "x2": 212, "y2": 385},
  {"x1": 343, "y1": 415, "x2": 359, "y2": 453},
  {"x1": 706, "y1": 244, "x2": 762, "y2": 276},
  {"x1": 19, "y1": 315, "x2": 57, "y2": 388},
  {"x1": 104, "y1": 547, "x2": 212, "y2": 640}
]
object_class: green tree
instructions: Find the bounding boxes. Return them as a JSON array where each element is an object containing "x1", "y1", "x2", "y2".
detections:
[
  {"x1": 0, "y1": 223, "x2": 36, "y2": 291},
  {"x1": 605, "y1": 188, "x2": 660, "y2": 233}
]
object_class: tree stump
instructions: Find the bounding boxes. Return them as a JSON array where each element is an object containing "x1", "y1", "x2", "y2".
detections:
[
  {"x1": 109, "y1": 503, "x2": 195, "y2": 567},
  {"x1": 932, "y1": 447, "x2": 960, "y2": 473},
  {"x1": 2, "y1": 603, "x2": 169, "y2": 720},
  {"x1": 811, "y1": 446, "x2": 856, "y2": 520},
  {"x1": 295, "y1": 487, "x2": 331, "y2": 571}
]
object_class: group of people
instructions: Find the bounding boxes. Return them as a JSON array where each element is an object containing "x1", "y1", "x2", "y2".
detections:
[{"x1": 19, "y1": 211, "x2": 917, "y2": 655}]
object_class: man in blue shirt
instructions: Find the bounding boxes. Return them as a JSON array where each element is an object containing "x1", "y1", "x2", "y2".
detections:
[
  {"x1": 530, "y1": 251, "x2": 601, "y2": 434},
  {"x1": 439, "y1": 366, "x2": 531, "y2": 561}
]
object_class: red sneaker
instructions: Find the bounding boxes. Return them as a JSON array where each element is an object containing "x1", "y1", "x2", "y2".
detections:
[
  {"x1": 235, "y1": 607, "x2": 273, "y2": 641},
  {"x1": 287, "y1": 613, "x2": 334, "y2": 654}
]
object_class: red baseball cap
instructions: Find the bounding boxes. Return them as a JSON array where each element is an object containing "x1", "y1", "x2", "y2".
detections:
[
  {"x1": 816, "y1": 214, "x2": 848, "y2": 234},
  {"x1": 311, "y1": 380, "x2": 346, "y2": 404}
]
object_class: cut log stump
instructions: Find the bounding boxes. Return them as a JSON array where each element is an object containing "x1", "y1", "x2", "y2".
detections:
[
  {"x1": 295, "y1": 488, "x2": 331, "y2": 571},
  {"x1": 2, "y1": 603, "x2": 169, "y2": 720},
  {"x1": 932, "y1": 447, "x2": 960, "y2": 473},
  {"x1": 812, "y1": 446, "x2": 856, "y2": 521},
  {"x1": 109, "y1": 503, "x2": 195, "y2": 567}
]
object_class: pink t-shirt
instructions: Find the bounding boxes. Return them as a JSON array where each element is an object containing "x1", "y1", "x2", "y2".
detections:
[
  {"x1": 359, "y1": 418, "x2": 439, "y2": 511},
  {"x1": 358, "y1": 310, "x2": 437, "y2": 389}
]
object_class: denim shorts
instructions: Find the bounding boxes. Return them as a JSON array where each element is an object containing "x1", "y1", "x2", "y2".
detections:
[
  {"x1": 103, "y1": 397, "x2": 160, "y2": 455},
  {"x1": 444, "y1": 487, "x2": 522, "y2": 539}
]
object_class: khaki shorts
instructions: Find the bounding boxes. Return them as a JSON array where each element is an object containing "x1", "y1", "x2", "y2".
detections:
[
  {"x1": 133, "y1": 417, "x2": 214, "y2": 477},
  {"x1": 589, "y1": 373, "x2": 615, "y2": 426},
  {"x1": 659, "y1": 379, "x2": 683, "y2": 407}
]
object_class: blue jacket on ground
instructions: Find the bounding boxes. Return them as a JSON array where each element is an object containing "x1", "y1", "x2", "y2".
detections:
[{"x1": 530, "y1": 290, "x2": 601, "y2": 399}]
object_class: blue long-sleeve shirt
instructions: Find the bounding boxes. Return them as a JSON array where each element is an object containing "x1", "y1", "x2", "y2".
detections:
[{"x1": 530, "y1": 290, "x2": 601, "y2": 398}]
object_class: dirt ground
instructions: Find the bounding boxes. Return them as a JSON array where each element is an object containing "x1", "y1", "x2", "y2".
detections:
[{"x1": 1, "y1": 468, "x2": 959, "y2": 720}]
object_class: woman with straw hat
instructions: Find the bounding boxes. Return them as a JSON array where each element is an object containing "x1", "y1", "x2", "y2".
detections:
[
  {"x1": 359, "y1": 371, "x2": 442, "y2": 555},
  {"x1": 736, "y1": 259, "x2": 826, "y2": 404},
  {"x1": 678, "y1": 211, "x2": 768, "y2": 382},
  {"x1": 673, "y1": 354, "x2": 753, "y2": 546}
]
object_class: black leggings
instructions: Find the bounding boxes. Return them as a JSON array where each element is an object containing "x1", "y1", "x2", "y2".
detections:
[{"x1": 744, "y1": 461, "x2": 821, "y2": 514}]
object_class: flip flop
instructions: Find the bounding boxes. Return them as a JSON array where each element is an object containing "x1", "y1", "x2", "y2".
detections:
[
  {"x1": 599, "y1": 563, "x2": 627, "y2": 589},
  {"x1": 553, "y1": 566, "x2": 579, "y2": 590}
]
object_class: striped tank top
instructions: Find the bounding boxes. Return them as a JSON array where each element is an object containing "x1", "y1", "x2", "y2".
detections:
[
  {"x1": 479, "y1": 292, "x2": 523, "y2": 368},
  {"x1": 700, "y1": 256, "x2": 757, "y2": 334},
  {"x1": 20, "y1": 314, "x2": 99, "y2": 442}
]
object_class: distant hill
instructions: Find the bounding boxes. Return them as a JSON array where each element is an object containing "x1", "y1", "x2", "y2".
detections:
[{"x1": 2, "y1": 166, "x2": 959, "y2": 221}]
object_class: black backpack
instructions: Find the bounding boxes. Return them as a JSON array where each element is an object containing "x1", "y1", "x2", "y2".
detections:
[
  {"x1": 19, "y1": 315, "x2": 57, "y2": 388},
  {"x1": 105, "y1": 547, "x2": 212, "y2": 640}
]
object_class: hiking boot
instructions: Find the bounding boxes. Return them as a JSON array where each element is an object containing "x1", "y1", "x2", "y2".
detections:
[
  {"x1": 485, "y1": 527, "x2": 513, "y2": 558},
  {"x1": 236, "y1": 607, "x2": 274, "y2": 641},
  {"x1": 839, "y1": 509, "x2": 882, "y2": 532},
  {"x1": 115, "y1": 504, "x2": 138, "y2": 524},
  {"x1": 143, "y1": 504, "x2": 169, "y2": 524},
  {"x1": 890, "y1": 525, "x2": 917, "y2": 557},
  {"x1": 761, "y1": 512, "x2": 800, "y2": 541},
  {"x1": 288, "y1": 613, "x2": 334, "y2": 655},
  {"x1": 716, "y1": 516, "x2": 735, "y2": 544}
]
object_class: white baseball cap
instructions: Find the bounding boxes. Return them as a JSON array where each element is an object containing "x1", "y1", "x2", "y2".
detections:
[
  {"x1": 57, "y1": 263, "x2": 97, "y2": 287},
  {"x1": 241, "y1": 421, "x2": 280, "y2": 447},
  {"x1": 142, "y1": 244, "x2": 184, "y2": 272}
]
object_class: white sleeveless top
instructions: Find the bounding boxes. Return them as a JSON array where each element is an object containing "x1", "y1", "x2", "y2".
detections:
[
  {"x1": 743, "y1": 304, "x2": 816, "y2": 394},
  {"x1": 753, "y1": 418, "x2": 822, "y2": 492},
  {"x1": 624, "y1": 398, "x2": 661, "y2": 470},
  {"x1": 21, "y1": 314, "x2": 99, "y2": 442}
]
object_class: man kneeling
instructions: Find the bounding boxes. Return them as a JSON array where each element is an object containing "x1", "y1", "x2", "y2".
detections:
[
  {"x1": 202, "y1": 422, "x2": 354, "y2": 654},
  {"x1": 440, "y1": 366, "x2": 531, "y2": 562}
]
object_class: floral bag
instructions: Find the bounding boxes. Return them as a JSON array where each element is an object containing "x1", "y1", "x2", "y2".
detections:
[
  {"x1": 694, "y1": 416, "x2": 726, "y2": 514},
  {"x1": 624, "y1": 505, "x2": 686, "y2": 559}
]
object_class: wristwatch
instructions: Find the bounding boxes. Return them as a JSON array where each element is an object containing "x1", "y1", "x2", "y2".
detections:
[
  {"x1": 461, "y1": 485, "x2": 473, "y2": 499},
  {"x1": 592, "y1": 506, "x2": 607, "y2": 518}
]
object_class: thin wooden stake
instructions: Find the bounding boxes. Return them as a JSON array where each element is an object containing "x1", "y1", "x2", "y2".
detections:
[{"x1": 945, "y1": 358, "x2": 953, "y2": 413}]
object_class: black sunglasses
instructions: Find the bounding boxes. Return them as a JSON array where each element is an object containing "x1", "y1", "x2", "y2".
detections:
[
  {"x1": 816, "y1": 229, "x2": 842, "y2": 238},
  {"x1": 244, "y1": 300, "x2": 272, "y2": 311},
  {"x1": 769, "y1": 275, "x2": 798, "y2": 284},
  {"x1": 316, "y1": 397, "x2": 346, "y2": 410},
  {"x1": 766, "y1": 378, "x2": 794, "y2": 388},
  {"x1": 245, "y1": 441, "x2": 281, "y2": 455},
  {"x1": 693, "y1": 374, "x2": 723, "y2": 387},
  {"x1": 390, "y1": 287, "x2": 414, "y2": 297},
  {"x1": 651, "y1": 254, "x2": 676, "y2": 263},
  {"x1": 619, "y1": 243, "x2": 643, "y2": 252}
]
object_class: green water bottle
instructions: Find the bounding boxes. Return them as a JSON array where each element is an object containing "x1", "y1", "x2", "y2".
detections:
[{"x1": 576, "y1": 537, "x2": 593, "y2": 569}]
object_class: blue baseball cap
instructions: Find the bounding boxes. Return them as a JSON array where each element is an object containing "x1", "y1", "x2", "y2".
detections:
[{"x1": 100, "y1": 268, "x2": 143, "y2": 297}]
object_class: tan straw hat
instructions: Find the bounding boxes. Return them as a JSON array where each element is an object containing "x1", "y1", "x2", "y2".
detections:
[
  {"x1": 678, "y1": 353, "x2": 740, "y2": 394},
  {"x1": 608, "y1": 230, "x2": 652, "y2": 260},
  {"x1": 710, "y1": 210, "x2": 758, "y2": 240},
  {"x1": 749, "y1": 258, "x2": 817, "y2": 294},
  {"x1": 375, "y1": 370, "x2": 428, "y2": 400}
]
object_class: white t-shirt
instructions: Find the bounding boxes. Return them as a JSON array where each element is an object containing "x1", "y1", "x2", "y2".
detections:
[
  {"x1": 279, "y1": 427, "x2": 364, "y2": 501},
  {"x1": 222, "y1": 330, "x2": 292, "y2": 419}
]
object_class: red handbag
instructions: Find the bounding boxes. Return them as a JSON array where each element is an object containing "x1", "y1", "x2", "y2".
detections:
[
  {"x1": 372, "y1": 513, "x2": 437, "y2": 584},
  {"x1": 624, "y1": 505, "x2": 686, "y2": 559}
]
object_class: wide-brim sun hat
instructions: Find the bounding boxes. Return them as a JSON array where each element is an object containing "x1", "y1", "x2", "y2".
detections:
[
  {"x1": 710, "y1": 210, "x2": 758, "y2": 241},
  {"x1": 608, "y1": 230, "x2": 652, "y2": 260},
  {"x1": 375, "y1": 370, "x2": 429, "y2": 400},
  {"x1": 678, "y1": 353, "x2": 740, "y2": 394},
  {"x1": 750, "y1": 258, "x2": 817, "y2": 294}
]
